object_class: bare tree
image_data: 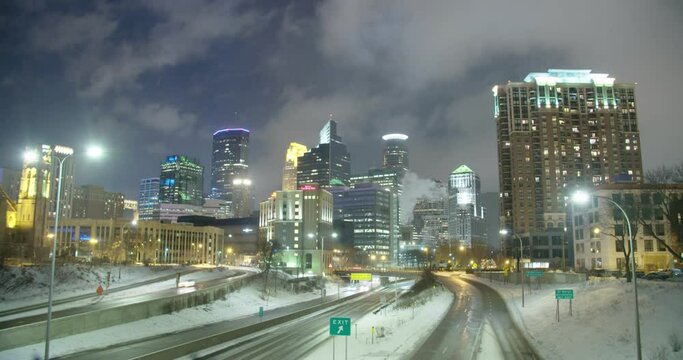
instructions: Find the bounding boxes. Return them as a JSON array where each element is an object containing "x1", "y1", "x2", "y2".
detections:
[
  {"x1": 641, "y1": 164, "x2": 683, "y2": 264},
  {"x1": 604, "y1": 204, "x2": 641, "y2": 282}
]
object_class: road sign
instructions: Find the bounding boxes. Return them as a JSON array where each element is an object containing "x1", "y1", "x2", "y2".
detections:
[
  {"x1": 555, "y1": 289, "x2": 574, "y2": 299},
  {"x1": 526, "y1": 270, "x2": 544, "y2": 277},
  {"x1": 330, "y1": 317, "x2": 351, "y2": 336},
  {"x1": 350, "y1": 273, "x2": 372, "y2": 281},
  {"x1": 258, "y1": 306, "x2": 264, "y2": 317}
]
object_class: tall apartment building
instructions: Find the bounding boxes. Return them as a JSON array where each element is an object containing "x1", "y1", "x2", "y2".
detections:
[
  {"x1": 282, "y1": 142, "x2": 308, "y2": 191},
  {"x1": 138, "y1": 177, "x2": 160, "y2": 220},
  {"x1": 297, "y1": 120, "x2": 351, "y2": 188},
  {"x1": 448, "y1": 165, "x2": 486, "y2": 249},
  {"x1": 159, "y1": 155, "x2": 204, "y2": 206},
  {"x1": 259, "y1": 186, "x2": 334, "y2": 275},
  {"x1": 495, "y1": 69, "x2": 643, "y2": 242},
  {"x1": 211, "y1": 128, "x2": 251, "y2": 217}
]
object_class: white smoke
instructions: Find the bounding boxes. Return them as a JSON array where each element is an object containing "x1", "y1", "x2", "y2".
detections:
[{"x1": 400, "y1": 171, "x2": 447, "y2": 225}]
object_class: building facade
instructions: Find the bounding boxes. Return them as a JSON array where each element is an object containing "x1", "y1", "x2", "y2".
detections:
[
  {"x1": 51, "y1": 218, "x2": 223, "y2": 264},
  {"x1": 495, "y1": 69, "x2": 643, "y2": 236},
  {"x1": 573, "y1": 184, "x2": 683, "y2": 273},
  {"x1": 47, "y1": 148, "x2": 75, "y2": 220},
  {"x1": 72, "y1": 185, "x2": 124, "y2": 220},
  {"x1": 159, "y1": 155, "x2": 204, "y2": 206},
  {"x1": 211, "y1": 128, "x2": 251, "y2": 217},
  {"x1": 448, "y1": 165, "x2": 487, "y2": 249},
  {"x1": 138, "y1": 177, "x2": 160, "y2": 221},
  {"x1": 282, "y1": 142, "x2": 308, "y2": 191},
  {"x1": 382, "y1": 133, "x2": 409, "y2": 172},
  {"x1": 259, "y1": 186, "x2": 334, "y2": 275},
  {"x1": 297, "y1": 120, "x2": 351, "y2": 188},
  {"x1": 331, "y1": 183, "x2": 393, "y2": 264},
  {"x1": 15, "y1": 145, "x2": 52, "y2": 258}
]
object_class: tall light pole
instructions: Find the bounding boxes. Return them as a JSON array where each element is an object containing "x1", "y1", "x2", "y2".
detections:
[
  {"x1": 572, "y1": 190, "x2": 641, "y2": 360},
  {"x1": 321, "y1": 232, "x2": 337, "y2": 277},
  {"x1": 500, "y1": 229, "x2": 524, "y2": 307},
  {"x1": 24, "y1": 144, "x2": 103, "y2": 360}
]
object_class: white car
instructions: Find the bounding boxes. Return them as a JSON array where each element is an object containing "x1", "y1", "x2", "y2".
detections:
[{"x1": 178, "y1": 279, "x2": 196, "y2": 288}]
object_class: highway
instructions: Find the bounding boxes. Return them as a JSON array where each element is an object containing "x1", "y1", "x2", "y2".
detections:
[
  {"x1": 57, "y1": 286, "x2": 398, "y2": 360},
  {"x1": 412, "y1": 273, "x2": 539, "y2": 360},
  {"x1": 0, "y1": 269, "x2": 244, "y2": 329}
]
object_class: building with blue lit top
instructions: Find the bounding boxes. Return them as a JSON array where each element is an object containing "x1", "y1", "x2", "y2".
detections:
[{"x1": 159, "y1": 155, "x2": 204, "y2": 206}]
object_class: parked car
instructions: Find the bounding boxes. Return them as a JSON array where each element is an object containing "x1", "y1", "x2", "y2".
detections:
[{"x1": 643, "y1": 271, "x2": 669, "y2": 281}]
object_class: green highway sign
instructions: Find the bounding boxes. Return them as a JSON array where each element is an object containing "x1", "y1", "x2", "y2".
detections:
[
  {"x1": 330, "y1": 317, "x2": 351, "y2": 336},
  {"x1": 350, "y1": 273, "x2": 372, "y2": 281},
  {"x1": 555, "y1": 289, "x2": 574, "y2": 299},
  {"x1": 526, "y1": 270, "x2": 544, "y2": 277},
  {"x1": 258, "y1": 306, "x2": 264, "y2": 317}
]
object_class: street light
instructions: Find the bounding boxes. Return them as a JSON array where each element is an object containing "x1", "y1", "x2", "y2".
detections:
[
  {"x1": 572, "y1": 190, "x2": 642, "y2": 360},
  {"x1": 24, "y1": 144, "x2": 103, "y2": 360},
  {"x1": 500, "y1": 229, "x2": 525, "y2": 307}
]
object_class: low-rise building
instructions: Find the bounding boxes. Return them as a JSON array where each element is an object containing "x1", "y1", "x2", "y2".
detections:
[{"x1": 573, "y1": 184, "x2": 683, "y2": 273}]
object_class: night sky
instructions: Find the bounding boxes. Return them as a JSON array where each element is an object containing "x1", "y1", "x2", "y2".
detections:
[{"x1": 1, "y1": 0, "x2": 682, "y2": 202}]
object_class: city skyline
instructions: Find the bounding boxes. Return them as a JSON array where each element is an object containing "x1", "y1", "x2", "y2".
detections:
[{"x1": 0, "y1": 1, "x2": 681, "y2": 204}]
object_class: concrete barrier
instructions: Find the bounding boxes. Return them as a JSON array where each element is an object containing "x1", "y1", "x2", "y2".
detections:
[
  {"x1": 474, "y1": 271, "x2": 586, "y2": 285},
  {"x1": 0, "y1": 271, "x2": 258, "y2": 351}
]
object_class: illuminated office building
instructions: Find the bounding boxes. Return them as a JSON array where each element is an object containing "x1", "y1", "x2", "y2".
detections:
[
  {"x1": 282, "y1": 142, "x2": 308, "y2": 191},
  {"x1": 448, "y1": 165, "x2": 486, "y2": 249},
  {"x1": 72, "y1": 185, "x2": 124, "y2": 219},
  {"x1": 382, "y1": 133, "x2": 409, "y2": 172},
  {"x1": 259, "y1": 185, "x2": 334, "y2": 274},
  {"x1": 297, "y1": 120, "x2": 351, "y2": 188},
  {"x1": 211, "y1": 128, "x2": 251, "y2": 216},
  {"x1": 159, "y1": 155, "x2": 204, "y2": 206},
  {"x1": 138, "y1": 177, "x2": 160, "y2": 221},
  {"x1": 331, "y1": 183, "x2": 393, "y2": 263},
  {"x1": 15, "y1": 145, "x2": 52, "y2": 257}
]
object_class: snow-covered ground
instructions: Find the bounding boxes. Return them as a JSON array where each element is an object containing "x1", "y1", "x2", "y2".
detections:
[
  {"x1": 304, "y1": 286, "x2": 454, "y2": 360},
  {"x1": 0, "y1": 276, "x2": 363, "y2": 359},
  {"x1": 0, "y1": 264, "x2": 199, "y2": 310},
  {"x1": 464, "y1": 274, "x2": 683, "y2": 360}
]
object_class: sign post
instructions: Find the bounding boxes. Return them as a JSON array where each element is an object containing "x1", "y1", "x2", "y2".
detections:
[
  {"x1": 258, "y1": 306, "x2": 264, "y2": 322},
  {"x1": 555, "y1": 289, "x2": 574, "y2": 322},
  {"x1": 330, "y1": 317, "x2": 351, "y2": 360}
]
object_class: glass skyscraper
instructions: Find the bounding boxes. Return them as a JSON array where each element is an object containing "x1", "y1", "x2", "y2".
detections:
[
  {"x1": 138, "y1": 177, "x2": 160, "y2": 220},
  {"x1": 297, "y1": 120, "x2": 350, "y2": 188},
  {"x1": 159, "y1": 155, "x2": 204, "y2": 206},
  {"x1": 211, "y1": 128, "x2": 251, "y2": 217},
  {"x1": 448, "y1": 165, "x2": 486, "y2": 249}
]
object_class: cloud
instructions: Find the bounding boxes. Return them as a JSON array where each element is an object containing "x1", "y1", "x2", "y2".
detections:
[
  {"x1": 31, "y1": 0, "x2": 270, "y2": 98},
  {"x1": 135, "y1": 103, "x2": 198, "y2": 135},
  {"x1": 400, "y1": 171, "x2": 446, "y2": 225}
]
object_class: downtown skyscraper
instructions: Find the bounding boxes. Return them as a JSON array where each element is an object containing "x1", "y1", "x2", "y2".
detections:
[
  {"x1": 448, "y1": 165, "x2": 486, "y2": 249},
  {"x1": 282, "y1": 142, "x2": 308, "y2": 191},
  {"x1": 159, "y1": 155, "x2": 204, "y2": 206},
  {"x1": 138, "y1": 177, "x2": 160, "y2": 220},
  {"x1": 211, "y1": 128, "x2": 251, "y2": 217},
  {"x1": 494, "y1": 69, "x2": 643, "y2": 237},
  {"x1": 297, "y1": 120, "x2": 351, "y2": 189}
]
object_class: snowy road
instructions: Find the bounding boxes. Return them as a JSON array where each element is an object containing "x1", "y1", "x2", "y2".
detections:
[{"x1": 412, "y1": 273, "x2": 539, "y2": 360}]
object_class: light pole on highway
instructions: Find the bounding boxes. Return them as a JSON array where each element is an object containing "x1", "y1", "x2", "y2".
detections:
[
  {"x1": 24, "y1": 144, "x2": 103, "y2": 360},
  {"x1": 500, "y1": 229, "x2": 524, "y2": 307},
  {"x1": 572, "y1": 190, "x2": 641, "y2": 360}
]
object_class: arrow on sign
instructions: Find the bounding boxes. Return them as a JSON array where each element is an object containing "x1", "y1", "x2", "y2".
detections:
[{"x1": 337, "y1": 325, "x2": 344, "y2": 334}]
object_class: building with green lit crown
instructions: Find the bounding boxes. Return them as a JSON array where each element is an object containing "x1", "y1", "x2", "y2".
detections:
[
  {"x1": 296, "y1": 120, "x2": 351, "y2": 189},
  {"x1": 159, "y1": 155, "x2": 204, "y2": 206}
]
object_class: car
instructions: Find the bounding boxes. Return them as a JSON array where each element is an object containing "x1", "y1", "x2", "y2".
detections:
[
  {"x1": 643, "y1": 271, "x2": 669, "y2": 281},
  {"x1": 178, "y1": 279, "x2": 196, "y2": 288}
]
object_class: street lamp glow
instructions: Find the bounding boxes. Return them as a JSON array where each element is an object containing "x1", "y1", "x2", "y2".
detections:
[
  {"x1": 331, "y1": 232, "x2": 338, "y2": 238},
  {"x1": 23, "y1": 149, "x2": 39, "y2": 164},
  {"x1": 89, "y1": 238, "x2": 98, "y2": 245},
  {"x1": 571, "y1": 190, "x2": 591, "y2": 205},
  {"x1": 499, "y1": 229, "x2": 509, "y2": 236}
]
